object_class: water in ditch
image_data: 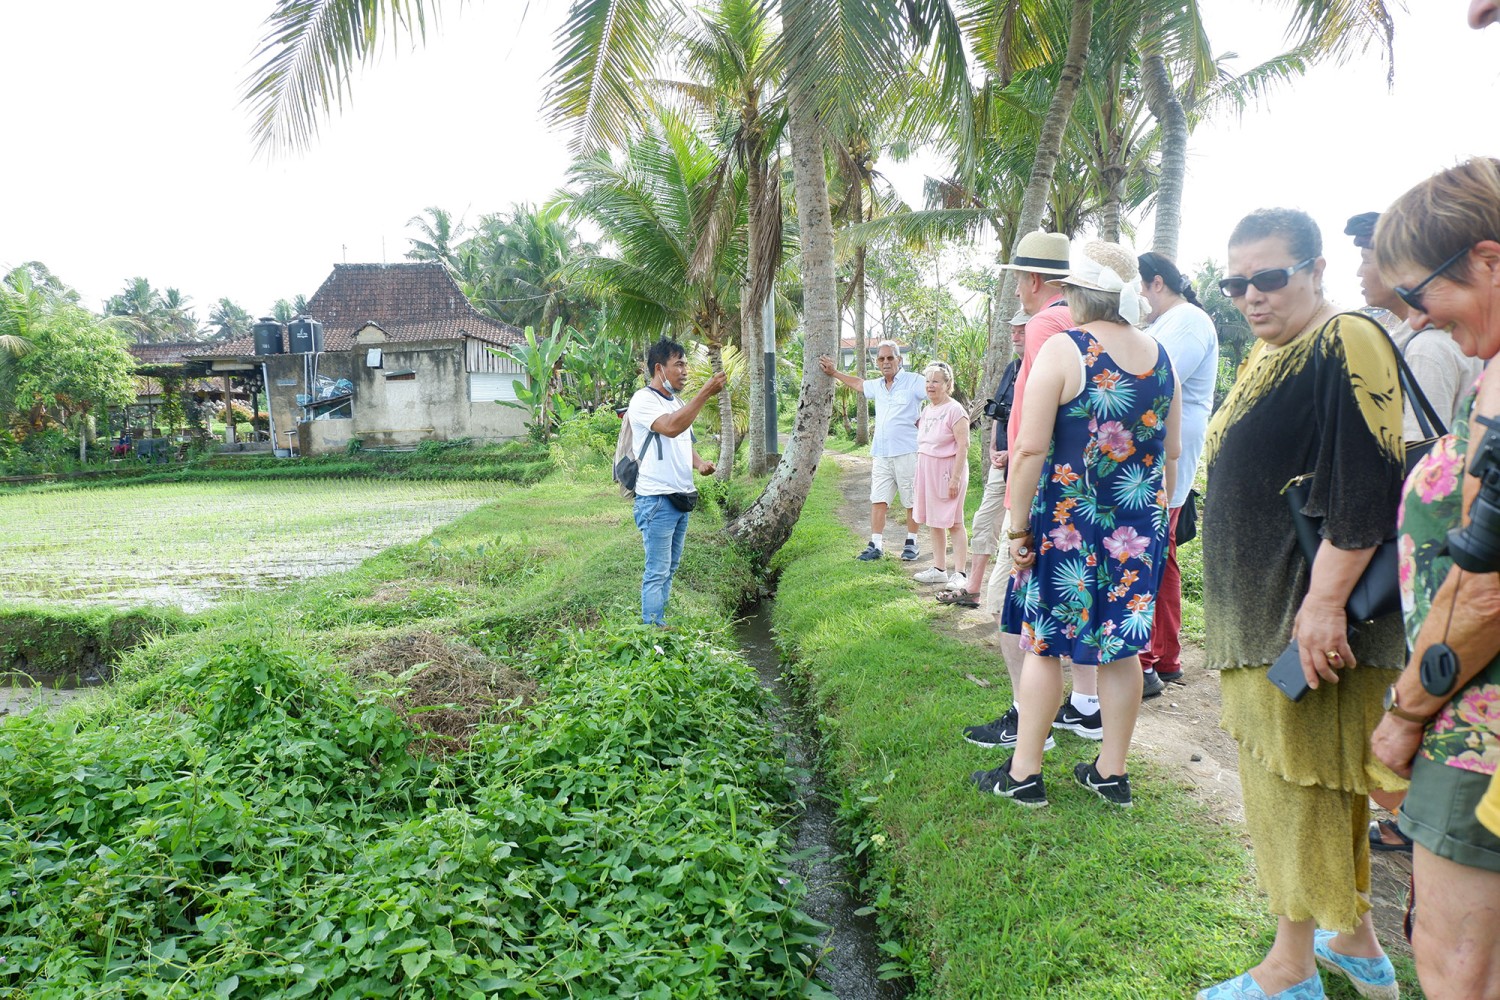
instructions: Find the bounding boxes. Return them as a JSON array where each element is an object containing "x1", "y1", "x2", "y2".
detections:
[{"x1": 737, "y1": 600, "x2": 908, "y2": 1000}]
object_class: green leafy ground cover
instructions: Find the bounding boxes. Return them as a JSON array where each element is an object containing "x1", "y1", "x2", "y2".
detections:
[
  {"x1": 0, "y1": 466, "x2": 829, "y2": 998},
  {"x1": 768, "y1": 461, "x2": 1407, "y2": 999}
]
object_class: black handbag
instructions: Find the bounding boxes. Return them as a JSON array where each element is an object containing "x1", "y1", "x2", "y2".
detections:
[
  {"x1": 1282, "y1": 315, "x2": 1449, "y2": 622},
  {"x1": 1175, "y1": 489, "x2": 1199, "y2": 547}
]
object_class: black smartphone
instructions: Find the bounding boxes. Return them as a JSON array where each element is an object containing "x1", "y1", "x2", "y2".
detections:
[{"x1": 1267, "y1": 641, "x2": 1312, "y2": 702}]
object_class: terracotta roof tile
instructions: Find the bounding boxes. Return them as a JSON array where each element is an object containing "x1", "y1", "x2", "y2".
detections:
[{"x1": 190, "y1": 263, "x2": 525, "y2": 359}]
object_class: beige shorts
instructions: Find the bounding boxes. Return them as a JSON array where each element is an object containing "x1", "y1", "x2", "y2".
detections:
[
  {"x1": 968, "y1": 464, "x2": 1008, "y2": 556},
  {"x1": 871, "y1": 452, "x2": 917, "y2": 509},
  {"x1": 983, "y1": 505, "x2": 1016, "y2": 615}
]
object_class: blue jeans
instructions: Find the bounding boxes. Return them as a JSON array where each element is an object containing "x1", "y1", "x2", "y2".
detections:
[{"x1": 633, "y1": 494, "x2": 690, "y2": 625}]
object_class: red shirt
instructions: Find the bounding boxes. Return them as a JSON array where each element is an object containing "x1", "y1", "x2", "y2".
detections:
[{"x1": 1005, "y1": 298, "x2": 1073, "y2": 509}]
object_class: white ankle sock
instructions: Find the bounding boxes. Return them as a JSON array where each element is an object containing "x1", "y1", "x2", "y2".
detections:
[
  {"x1": 871, "y1": 533, "x2": 883, "y2": 549},
  {"x1": 1071, "y1": 692, "x2": 1100, "y2": 713}
]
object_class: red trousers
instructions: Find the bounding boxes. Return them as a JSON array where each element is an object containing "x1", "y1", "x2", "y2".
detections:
[{"x1": 1140, "y1": 505, "x2": 1182, "y2": 675}]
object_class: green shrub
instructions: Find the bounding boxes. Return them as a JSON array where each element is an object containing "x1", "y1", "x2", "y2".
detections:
[{"x1": 0, "y1": 629, "x2": 822, "y2": 998}]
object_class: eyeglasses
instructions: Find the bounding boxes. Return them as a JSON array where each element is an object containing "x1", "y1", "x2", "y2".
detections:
[
  {"x1": 1393, "y1": 245, "x2": 1471, "y2": 314},
  {"x1": 1218, "y1": 258, "x2": 1316, "y2": 298}
]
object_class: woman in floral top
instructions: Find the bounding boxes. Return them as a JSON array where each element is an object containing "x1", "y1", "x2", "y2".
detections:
[
  {"x1": 1371, "y1": 158, "x2": 1500, "y2": 1000},
  {"x1": 979, "y1": 241, "x2": 1181, "y2": 812}
]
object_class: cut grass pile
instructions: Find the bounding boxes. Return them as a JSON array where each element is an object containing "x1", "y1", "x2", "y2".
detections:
[{"x1": 771, "y1": 462, "x2": 1271, "y2": 999}]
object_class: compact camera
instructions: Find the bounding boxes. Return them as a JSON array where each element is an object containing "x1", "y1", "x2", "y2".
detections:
[{"x1": 1422, "y1": 413, "x2": 1500, "y2": 696}]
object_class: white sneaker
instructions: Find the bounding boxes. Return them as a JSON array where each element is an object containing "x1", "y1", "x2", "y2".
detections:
[
  {"x1": 913, "y1": 567, "x2": 949, "y2": 584},
  {"x1": 948, "y1": 572, "x2": 968, "y2": 590}
]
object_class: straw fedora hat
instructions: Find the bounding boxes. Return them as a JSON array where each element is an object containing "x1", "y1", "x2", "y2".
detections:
[{"x1": 998, "y1": 230, "x2": 1072, "y2": 276}]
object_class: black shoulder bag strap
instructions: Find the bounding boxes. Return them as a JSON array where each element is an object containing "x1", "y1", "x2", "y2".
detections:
[{"x1": 1360, "y1": 314, "x2": 1447, "y2": 440}]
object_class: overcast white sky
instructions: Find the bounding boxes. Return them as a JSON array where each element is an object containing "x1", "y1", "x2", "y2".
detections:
[{"x1": 1, "y1": 1, "x2": 1495, "y2": 323}]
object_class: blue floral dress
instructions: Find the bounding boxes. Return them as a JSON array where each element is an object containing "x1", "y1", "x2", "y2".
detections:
[{"x1": 1002, "y1": 328, "x2": 1174, "y2": 665}]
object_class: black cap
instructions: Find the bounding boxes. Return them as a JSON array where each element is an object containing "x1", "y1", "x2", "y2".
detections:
[{"x1": 1344, "y1": 212, "x2": 1380, "y2": 249}]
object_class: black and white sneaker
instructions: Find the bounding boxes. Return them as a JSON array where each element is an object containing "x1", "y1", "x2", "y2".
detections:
[
  {"x1": 1073, "y1": 758, "x2": 1132, "y2": 807},
  {"x1": 962, "y1": 706, "x2": 1054, "y2": 750},
  {"x1": 972, "y1": 756, "x2": 1048, "y2": 807},
  {"x1": 1052, "y1": 701, "x2": 1104, "y2": 741},
  {"x1": 901, "y1": 538, "x2": 919, "y2": 561},
  {"x1": 856, "y1": 542, "x2": 883, "y2": 561}
]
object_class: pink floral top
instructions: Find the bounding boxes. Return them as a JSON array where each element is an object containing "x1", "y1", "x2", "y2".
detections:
[{"x1": 1398, "y1": 369, "x2": 1499, "y2": 774}]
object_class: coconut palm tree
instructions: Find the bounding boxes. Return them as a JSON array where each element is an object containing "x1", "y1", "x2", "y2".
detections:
[
  {"x1": 403, "y1": 205, "x2": 467, "y2": 276},
  {"x1": 208, "y1": 297, "x2": 254, "y2": 341},
  {"x1": 560, "y1": 105, "x2": 747, "y2": 478},
  {"x1": 459, "y1": 203, "x2": 598, "y2": 335}
]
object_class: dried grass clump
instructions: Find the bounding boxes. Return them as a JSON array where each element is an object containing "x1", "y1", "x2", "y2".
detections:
[{"x1": 347, "y1": 632, "x2": 540, "y2": 757}]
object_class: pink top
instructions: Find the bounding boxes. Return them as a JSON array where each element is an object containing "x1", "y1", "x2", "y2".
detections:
[
  {"x1": 1005, "y1": 298, "x2": 1074, "y2": 508},
  {"x1": 918, "y1": 400, "x2": 968, "y2": 459}
]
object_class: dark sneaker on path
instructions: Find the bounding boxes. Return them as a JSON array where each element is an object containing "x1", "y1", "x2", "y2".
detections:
[
  {"x1": 972, "y1": 756, "x2": 1048, "y2": 807},
  {"x1": 1141, "y1": 668, "x2": 1166, "y2": 700},
  {"x1": 963, "y1": 706, "x2": 1054, "y2": 750},
  {"x1": 1073, "y1": 758, "x2": 1133, "y2": 807},
  {"x1": 1052, "y1": 702, "x2": 1103, "y2": 740},
  {"x1": 901, "y1": 539, "x2": 919, "y2": 561},
  {"x1": 1158, "y1": 669, "x2": 1184, "y2": 685},
  {"x1": 856, "y1": 543, "x2": 883, "y2": 561}
]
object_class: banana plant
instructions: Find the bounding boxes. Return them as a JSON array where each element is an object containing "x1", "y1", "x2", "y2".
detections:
[{"x1": 492, "y1": 318, "x2": 578, "y2": 443}]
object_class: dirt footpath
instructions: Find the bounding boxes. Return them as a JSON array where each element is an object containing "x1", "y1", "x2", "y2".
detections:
[{"x1": 827, "y1": 451, "x2": 1413, "y2": 959}]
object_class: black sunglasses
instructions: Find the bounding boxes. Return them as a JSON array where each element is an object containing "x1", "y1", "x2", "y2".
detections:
[
  {"x1": 1219, "y1": 258, "x2": 1316, "y2": 298},
  {"x1": 1393, "y1": 245, "x2": 1470, "y2": 314}
]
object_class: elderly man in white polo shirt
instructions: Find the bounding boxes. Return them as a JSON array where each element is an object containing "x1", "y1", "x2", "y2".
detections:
[{"x1": 818, "y1": 340, "x2": 926, "y2": 561}]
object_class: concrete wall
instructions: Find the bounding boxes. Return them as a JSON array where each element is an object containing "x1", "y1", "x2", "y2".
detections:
[{"x1": 253, "y1": 339, "x2": 527, "y2": 456}]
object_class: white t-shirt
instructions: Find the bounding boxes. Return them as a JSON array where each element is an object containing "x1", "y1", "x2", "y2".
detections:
[
  {"x1": 1148, "y1": 302, "x2": 1218, "y2": 509},
  {"x1": 627, "y1": 386, "x2": 695, "y2": 495}
]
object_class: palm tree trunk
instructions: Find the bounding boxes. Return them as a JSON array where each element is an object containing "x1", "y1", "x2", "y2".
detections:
[
  {"x1": 1099, "y1": 164, "x2": 1126, "y2": 244},
  {"x1": 708, "y1": 342, "x2": 735, "y2": 480},
  {"x1": 979, "y1": 0, "x2": 1093, "y2": 400},
  {"x1": 853, "y1": 221, "x2": 869, "y2": 445},
  {"x1": 1142, "y1": 48, "x2": 1187, "y2": 260},
  {"x1": 743, "y1": 155, "x2": 768, "y2": 474},
  {"x1": 727, "y1": 31, "x2": 837, "y2": 558}
]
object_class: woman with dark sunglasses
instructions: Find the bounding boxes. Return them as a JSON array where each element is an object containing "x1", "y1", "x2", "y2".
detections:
[
  {"x1": 1196, "y1": 208, "x2": 1407, "y2": 1000},
  {"x1": 1369, "y1": 157, "x2": 1500, "y2": 1000}
]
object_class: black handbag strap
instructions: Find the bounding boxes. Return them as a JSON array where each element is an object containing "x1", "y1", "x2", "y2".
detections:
[{"x1": 1347, "y1": 311, "x2": 1448, "y2": 440}]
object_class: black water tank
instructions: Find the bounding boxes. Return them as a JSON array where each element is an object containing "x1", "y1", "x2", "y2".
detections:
[
  {"x1": 287, "y1": 316, "x2": 324, "y2": 354},
  {"x1": 253, "y1": 318, "x2": 285, "y2": 355}
]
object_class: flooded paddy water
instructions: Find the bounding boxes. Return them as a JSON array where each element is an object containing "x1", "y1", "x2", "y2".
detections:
[{"x1": 0, "y1": 479, "x2": 495, "y2": 612}]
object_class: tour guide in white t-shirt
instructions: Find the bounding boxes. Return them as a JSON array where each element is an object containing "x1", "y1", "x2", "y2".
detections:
[
  {"x1": 625, "y1": 339, "x2": 726, "y2": 626},
  {"x1": 817, "y1": 340, "x2": 927, "y2": 561}
]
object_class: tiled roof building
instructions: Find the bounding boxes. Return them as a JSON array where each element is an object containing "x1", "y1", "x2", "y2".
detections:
[{"x1": 192, "y1": 263, "x2": 525, "y2": 358}]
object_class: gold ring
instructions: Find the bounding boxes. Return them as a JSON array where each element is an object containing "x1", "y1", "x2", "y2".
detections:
[{"x1": 1325, "y1": 650, "x2": 1342, "y2": 661}]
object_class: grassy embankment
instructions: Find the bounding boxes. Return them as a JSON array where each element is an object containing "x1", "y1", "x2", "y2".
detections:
[
  {"x1": 768, "y1": 458, "x2": 1412, "y2": 999},
  {"x1": 0, "y1": 452, "x2": 834, "y2": 998}
]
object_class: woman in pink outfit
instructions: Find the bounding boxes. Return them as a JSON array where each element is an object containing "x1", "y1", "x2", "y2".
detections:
[{"x1": 912, "y1": 362, "x2": 971, "y2": 588}]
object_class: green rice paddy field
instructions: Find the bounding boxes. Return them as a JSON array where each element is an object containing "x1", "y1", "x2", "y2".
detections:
[{"x1": 0, "y1": 480, "x2": 498, "y2": 611}]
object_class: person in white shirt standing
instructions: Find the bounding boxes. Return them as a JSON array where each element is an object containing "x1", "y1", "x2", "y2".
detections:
[
  {"x1": 1346, "y1": 212, "x2": 1483, "y2": 438},
  {"x1": 818, "y1": 341, "x2": 927, "y2": 561},
  {"x1": 625, "y1": 339, "x2": 726, "y2": 626},
  {"x1": 1136, "y1": 253, "x2": 1219, "y2": 696}
]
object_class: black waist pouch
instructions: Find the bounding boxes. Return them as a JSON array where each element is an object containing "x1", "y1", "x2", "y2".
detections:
[{"x1": 667, "y1": 491, "x2": 699, "y2": 512}]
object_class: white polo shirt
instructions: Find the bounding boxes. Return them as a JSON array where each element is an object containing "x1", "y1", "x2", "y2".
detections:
[
  {"x1": 862, "y1": 369, "x2": 926, "y2": 458},
  {"x1": 627, "y1": 386, "x2": 695, "y2": 495}
]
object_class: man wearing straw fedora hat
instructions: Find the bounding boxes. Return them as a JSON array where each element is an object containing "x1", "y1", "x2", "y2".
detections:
[{"x1": 962, "y1": 231, "x2": 1103, "y2": 753}]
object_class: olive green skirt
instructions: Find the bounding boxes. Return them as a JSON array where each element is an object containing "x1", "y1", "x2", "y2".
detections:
[{"x1": 1220, "y1": 665, "x2": 1407, "y2": 932}]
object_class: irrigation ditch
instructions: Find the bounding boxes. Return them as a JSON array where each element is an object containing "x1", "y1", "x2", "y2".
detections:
[{"x1": 738, "y1": 598, "x2": 908, "y2": 1000}]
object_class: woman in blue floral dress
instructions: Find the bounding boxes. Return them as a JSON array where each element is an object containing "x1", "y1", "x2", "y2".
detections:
[{"x1": 976, "y1": 241, "x2": 1181, "y2": 810}]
